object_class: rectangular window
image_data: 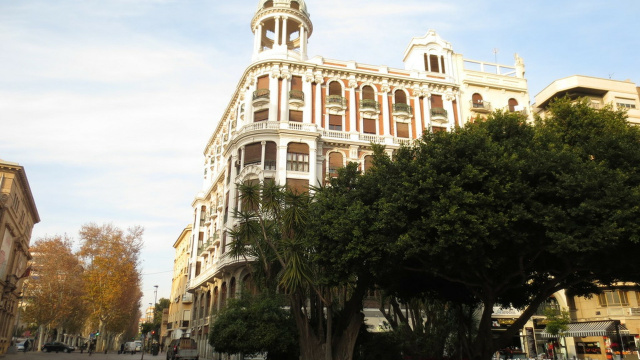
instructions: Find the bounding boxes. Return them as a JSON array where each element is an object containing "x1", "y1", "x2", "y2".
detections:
[
  {"x1": 617, "y1": 102, "x2": 636, "y2": 109},
  {"x1": 363, "y1": 118, "x2": 376, "y2": 134},
  {"x1": 397, "y1": 122, "x2": 409, "y2": 138},
  {"x1": 329, "y1": 115, "x2": 342, "y2": 131},
  {"x1": 429, "y1": 54, "x2": 440, "y2": 73},
  {"x1": 291, "y1": 76, "x2": 303, "y2": 91},
  {"x1": 286, "y1": 153, "x2": 309, "y2": 172},
  {"x1": 257, "y1": 75, "x2": 269, "y2": 89},
  {"x1": 289, "y1": 110, "x2": 303, "y2": 122},
  {"x1": 254, "y1": 109, "x2": 269, "y2": 122},
  {"x1": 431, "y1": 94, "x2": 443, "y2": 108},
  {"x1": 244, "y1": 143, "x2": 262, "y2": 165},
  {"x1": 598, "y1": 290, "x2": 629, "y2": 307}
]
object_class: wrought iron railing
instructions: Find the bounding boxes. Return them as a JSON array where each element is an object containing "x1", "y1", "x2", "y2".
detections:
[
  {"x1": 431, "y1": 107, "x2": 448, "y2": 117},
  {"x1": 252, "y1": 89, "x2": 270, "y2": 101},
  {"x1": 393, "y1": 103, "x2": 412, "y2": 113},
  {"x1": 360, "y1": 99, "x2": 379, "y2": 111},
  {"x1": 289, "y1": 89, "x2": 304, "y2": 101},
  {"x1": 326, "y1": 95, "x2": 346, "y2": 107}
]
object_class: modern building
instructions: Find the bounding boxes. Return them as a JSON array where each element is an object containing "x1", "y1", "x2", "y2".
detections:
[
  {"x1": 0, "y1": 159, "x2": 39, "y2": 355},
  {"x1": 184, "y1": 0, "x2": 531, "y2": 358},
  {"x1": 166, "y1": 226, "x2": 193, "y2": 344},
  {"x1": 534, "y1": 75, "x2": 640, "y2": 124}
]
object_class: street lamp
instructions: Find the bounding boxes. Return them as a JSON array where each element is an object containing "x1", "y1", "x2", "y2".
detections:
[{"x1": 154, "y1": 285, "x2": 158, "y2": 307}]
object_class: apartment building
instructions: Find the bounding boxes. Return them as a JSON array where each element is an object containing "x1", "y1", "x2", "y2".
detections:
[
  {"x1": 166, "y1": 226, "x2": 193, "y2": 344},
  {"x1": 0, "y1": 159, "x2": 39, "y2": 355},
  {"x1": 534, "y1": 75, "x2": 640, "y2": 124},
  {"x1": 184, "y1": 0, "x2": 531, "y2": 357}
]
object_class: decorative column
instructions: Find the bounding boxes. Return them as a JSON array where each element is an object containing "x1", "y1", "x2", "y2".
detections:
[
  {"x1": 300, "y1": 24, "x2": 307, "y2": 59},
  {"x1": 269, "y1": 65, "x2": 280, "y2": 121},
  {"x1": 308, "y1": 141, "x2": 317, "y2": 188},
  {"x1": 302, "y1": 70, "x2": 313, "y2": 123},
  {"x1": 314, "y1": 72, "x2": 323, "y2": 127},
  {"x1": 260, "y1": 141, "x2": 266, "y2": 170},
  {"x1": 444, "y1": 88, "x2": 456, "y2": 131},
  {"x1": 413, "y1": 86, "x2": 424, "y2": 138},
  {"x1": 277, "y1": 144, "x2": 288, "y2": 184},
  {"x1": 348, "y1": 77, "x2": 357, "y2": 135},
  {"x1": 253, "y1": 23, "x2": 262, "y2": 55},
  {"x1": 281, "y1": 17, "x2": 288, "y2": 49},
  {"x1": 380, "y1": 81, "x2": 390, "y2": 137},
  {"x1": 274, "y1": 16, "x2": 281, "y2": 46},
  {"x1": 280, "y1": 68, "x2": 291, "y2": 123}
]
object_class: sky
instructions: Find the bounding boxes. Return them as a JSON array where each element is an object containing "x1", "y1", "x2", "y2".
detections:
[{"x1": 1, "y1": 0, "x2": 639, "y2": 315}]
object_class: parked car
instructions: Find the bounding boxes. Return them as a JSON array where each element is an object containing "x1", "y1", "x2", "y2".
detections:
[
  {"x1": 41, "y1": 342, "x2": 75, "y2": 353},
  {"x1": 124, "y1": 341, "x2": 138, "y2": 354},
  {"x1": 166, "y1": 337, "x2": 198, "y2": 360},
  {"x1": 15, "y1": 340, "x2": 26, "y2": 351},
  {"x1": 135, "y1": 341, "x2": 142, "y2": 352}
]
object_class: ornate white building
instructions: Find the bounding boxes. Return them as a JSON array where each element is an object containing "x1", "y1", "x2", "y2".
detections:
[{"x1": 184, "y1": 1, "x2": 531, "y2": 358}]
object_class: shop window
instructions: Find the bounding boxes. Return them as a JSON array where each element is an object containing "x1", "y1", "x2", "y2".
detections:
[
  {"x1": 287, "y1": 142, "x2": 309, "y2": 172},
  {"x1": 598, "y1": 290, "x2": 629, "y2": 307},
  {"x1": 328, "y1": 115, "x2": 342, "y2": 131}
]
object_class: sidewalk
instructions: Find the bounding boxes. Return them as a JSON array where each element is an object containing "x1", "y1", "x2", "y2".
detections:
[{"x1": 4, "y1": 351, "x2": 163, "y2": 360}]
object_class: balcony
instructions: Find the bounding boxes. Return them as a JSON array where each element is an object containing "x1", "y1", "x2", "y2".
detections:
[
  {"x1": 392, "y1": 103, "x2": 413, "y2": 117},
  {"x1": 360, "y1": 99, "x2": 380, "y2": 116},
  {"x1": 252, "y1": 89, "x2": 270, "y2": 107},
  {"x1": 430, "y1": 107, "x2": 448, "y2": 123},
  {"x1": 326, "y1": 95, "x2": 347, "y2": 110},
  {"x1": 470, "y1": 100, "x2": 491, "y2": 113},
  {"x1": 289, "y1": 89, "x2": 304, "y2": 108}
]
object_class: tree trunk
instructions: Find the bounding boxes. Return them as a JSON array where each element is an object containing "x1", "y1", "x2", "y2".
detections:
[
  {"x1": 472, "y1": 300, "x2": 496, "y2": 360},
  {"x1": 37, "y1": 324, "x2": 46, "y2": 352}
]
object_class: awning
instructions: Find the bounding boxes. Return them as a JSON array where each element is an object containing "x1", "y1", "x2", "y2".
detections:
[{"x1": 539, "y1": 321, "x2": 630, "y2": 338}]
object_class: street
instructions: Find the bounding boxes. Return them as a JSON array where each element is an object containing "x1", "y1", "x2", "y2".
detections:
[{"x1": 4, "y1": 352, "x2": 164, "y2": 360}]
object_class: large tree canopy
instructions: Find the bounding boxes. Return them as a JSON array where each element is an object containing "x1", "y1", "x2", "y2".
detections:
[{"x1": 366, "y1": 98, "x2": 640, "y2": 360}]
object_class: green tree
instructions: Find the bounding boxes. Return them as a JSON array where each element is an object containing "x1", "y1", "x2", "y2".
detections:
[
  {"x1": 151, "y1": 298, "x2": 170, "y2": 340},
  {"x1": 367, "y1": 99, "x2": 640, "y2": 360},
  {"x1": 209, "y1": 294, "x2": 298, "y2": 360},
  {"x1": 227, "y1": 169, "x2": 383, "y2": 360}
]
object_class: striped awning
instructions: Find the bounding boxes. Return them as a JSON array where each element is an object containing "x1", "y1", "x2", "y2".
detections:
[{"x1": 539, "y1": 321, "x2": 630, "y2": 338}]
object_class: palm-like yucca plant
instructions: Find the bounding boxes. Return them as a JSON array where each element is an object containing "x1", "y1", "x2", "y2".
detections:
[{"x1": 225, "y1": 179, "x2": 313, "y2": 294}]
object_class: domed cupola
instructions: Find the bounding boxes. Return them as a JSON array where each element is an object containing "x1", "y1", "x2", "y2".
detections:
[{"x1": 251, "y1": 0, "x2": 313, "y2": 62}]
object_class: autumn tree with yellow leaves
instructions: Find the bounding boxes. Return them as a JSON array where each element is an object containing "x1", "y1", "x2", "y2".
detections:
[
  {"x1": 23, "y1": 235, "x2": 87, "y2": 351},
  {"x1": 78, "y1": 223, "x2": 144, "y2": 351}
]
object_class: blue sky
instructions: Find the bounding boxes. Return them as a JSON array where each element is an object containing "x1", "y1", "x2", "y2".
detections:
[{"x1": 1, "y1": 0, "x2": 639, "y2": 314}]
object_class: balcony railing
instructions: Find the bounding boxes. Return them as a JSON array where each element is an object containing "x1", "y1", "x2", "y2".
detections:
[
  {"x1": 360, "y1": 99, "x2": 379, "y2": 112},
  {"x1": 326, "y1": 95, "x2": 347, "y2": 108},
  {"x1": 252, "y1": 89, "x2": 270, "y2": 101},
  {"x1": 392, "y1": 103, "x2": 412, "y2": 115},
  {"x1": 289, "y1": 89, "x2": 304, "y2": 101},
  {"x1": 470, "y1": 100, "x2": 491, "y2": 112},
  {"x1": 431, "y1": 107, "x2": 448, "y2": 118}
]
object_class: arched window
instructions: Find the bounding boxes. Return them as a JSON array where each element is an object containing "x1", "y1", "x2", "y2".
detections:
[
  {"x1": 328, "y1": 152, "x2": 343, "y2": 177},
  {"x1": 229, "y1": 277, "x2": 236, "y2": 299},
  {"x1": 508, "y1": 98, "x2": 519, "y2": 112},
  {"x1": 290, "y1": 1, "x2": 300, "y2": 10},
  {"x1": 363, "y1": 155, "x2": 374, "y2": 172},
  {"x1": 220, "y1": 282, "x2": 227, "y2": 308},
  {"x1": 394, "y1": 90, "x2": 407, "y2": 104},
  {"x1": 213, "y1": 287, "x2": 219, "y2": 313},
  {"x1": 472, "y1": 93, "x2": 484, "y2": 107},
  {"x1": 362, "y1": 85, "x2": 375, "y2": 100},
  {"x1": 329, "y1": 81, "x2": 342, "y2": 96}
]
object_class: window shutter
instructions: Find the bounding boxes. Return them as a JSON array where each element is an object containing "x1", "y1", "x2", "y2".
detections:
[
  {"x1": 257, "y1": 75, "x2": 269, "y2": 89},
  {"x1": 254, "y1": 109, "x2": 269, "y2": 122},
  {"x1": 363, "y1": 118, "x2": 376, "y2": 134},
  {"x1": 329, "y1": 115, "x2": 342, "y2": 126},
  {"x1": 289, "y1": 110, "x2": 303, "y2": 122},
  {"x1": 288, "y1": 142, "x2": 309, "y2": 154},
  {"x1": 397, "y1": 123, "x2": 409, "y2": 138},
  {"x1": 243, "y1": 143, "x2": 262, "y2": 165}
]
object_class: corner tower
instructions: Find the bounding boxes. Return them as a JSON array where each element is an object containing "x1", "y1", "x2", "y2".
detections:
[{"x1": 251, "y1": 0, "x2": 313, "y2": 62}]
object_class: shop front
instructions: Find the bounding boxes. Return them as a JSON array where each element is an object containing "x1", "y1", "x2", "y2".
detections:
[{"x1": 539, "y1": 321, "x2": 635, "y2": 360}]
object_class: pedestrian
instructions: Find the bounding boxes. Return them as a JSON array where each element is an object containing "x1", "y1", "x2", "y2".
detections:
[
  {"x1": 24, "y1": 339, "x2": 30, "y2": 352},
  {"x1": 120, "y1": 343, "x2": 125, "y2": 354}
]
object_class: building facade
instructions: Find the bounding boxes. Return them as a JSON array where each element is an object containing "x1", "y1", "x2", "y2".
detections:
[
  {"x1": 534, "y1": 75, "x2": 640, "y2": 124},
  {"x1": 184, "y1": 1, "x2": 531, "y2": 358},
  {"x1": 166, "y1": 226, "x2": 193, "y2": 344},
  {"x1": 0, "y1": 159, "x2": 39, "y2": 354}
]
